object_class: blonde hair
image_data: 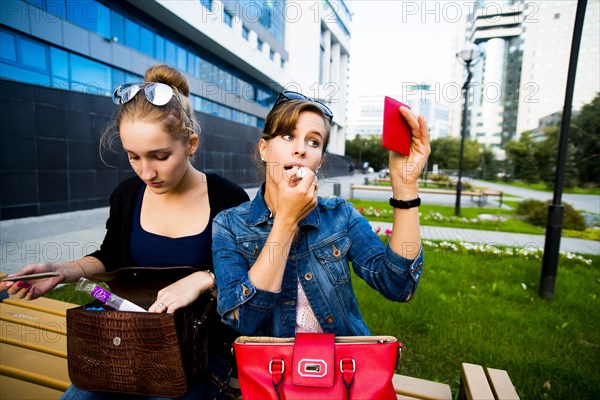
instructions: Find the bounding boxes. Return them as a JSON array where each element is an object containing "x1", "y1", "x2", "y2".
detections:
[{"x1": 100, "y1": 64, "x2": 199, "y2": 163}]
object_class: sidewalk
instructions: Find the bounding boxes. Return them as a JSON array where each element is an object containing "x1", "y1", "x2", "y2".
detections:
[{"x1": 1, "y1": 173, "x2": 597, "y2": 276}]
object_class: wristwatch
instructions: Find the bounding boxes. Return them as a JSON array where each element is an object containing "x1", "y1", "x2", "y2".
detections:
[{"x1": 389, "y1": 197, "x2": 421, "y2": 209}]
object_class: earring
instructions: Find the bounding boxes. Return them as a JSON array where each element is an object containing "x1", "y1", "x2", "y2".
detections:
[{"x1": 261, "y1": 156, "x2": 266, "y2": 162}]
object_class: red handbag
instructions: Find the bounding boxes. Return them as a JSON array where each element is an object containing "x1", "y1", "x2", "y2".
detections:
[{"x1": 233, "y1": 333, "x2": 401, "y2": 400}]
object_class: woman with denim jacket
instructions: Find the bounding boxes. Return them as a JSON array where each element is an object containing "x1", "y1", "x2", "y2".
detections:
[{"x1": 212, "y1": 91, "x2": 431, "y2": 337}]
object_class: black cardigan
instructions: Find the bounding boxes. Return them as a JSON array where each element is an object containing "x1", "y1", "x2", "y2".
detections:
[{"x1": 88, "y1": 173, "x2": 250, "y2": 271}]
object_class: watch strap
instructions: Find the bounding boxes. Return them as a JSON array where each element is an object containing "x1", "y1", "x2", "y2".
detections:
[{"x1": 389, "y1": 197, "x2": 421, "y2": 209}]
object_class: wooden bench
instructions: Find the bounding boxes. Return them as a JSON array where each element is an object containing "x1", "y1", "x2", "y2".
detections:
[
  {"x1": 350, "y1": 184, "x2": 497, "y2": 206},
  {"x1": 370, "y1": 181, "x2": 504, "y2": 207},
  {"x1": 1, "y1": 294, "x2": 453, "y2": 399},
  {"x1": 459, "y1": 362, "x2": 520, "y2": 400},
  {"x1": 2, "y1": 295, "x2": 516, "y2": 400},
  {"x1": 0, "y1": 295, "x2": 74, "y2": 400}
]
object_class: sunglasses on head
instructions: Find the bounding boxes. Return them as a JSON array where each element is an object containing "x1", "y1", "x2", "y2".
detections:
[
  {"x1": 112, "y1": 82, "x2": 176, "y2": 106},
  {"x1": 273, "y1": 90, "x2": 333, "y2": 122}
]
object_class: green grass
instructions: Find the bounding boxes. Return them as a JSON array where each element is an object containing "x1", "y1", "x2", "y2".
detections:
[
  {"x1": 486, "y1": 180, "x2": 600, "y2": 195},
  {"x1": 349, "y1": 199, "x2": 546, "y2": 235},
  {"x1": 354, "y1": 245, "x2": 600, "y2": 399},
  {"x1": 45, "y1": 281, "x2": 109, "y2": 305}
]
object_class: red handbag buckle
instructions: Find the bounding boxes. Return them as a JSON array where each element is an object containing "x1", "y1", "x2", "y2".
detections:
[{"x1": 269, "y1": 359, "x2": 285, "y2": 374}]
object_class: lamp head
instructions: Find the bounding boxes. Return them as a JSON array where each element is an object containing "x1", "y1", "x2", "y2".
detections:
[{"x1": 457, "y1": 42, "x2": 481, "y2": 64}]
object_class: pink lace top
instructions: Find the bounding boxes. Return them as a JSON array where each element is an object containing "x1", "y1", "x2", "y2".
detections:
[{"x1": 295, "y1": 279, "x2": 323, "y2": 333}]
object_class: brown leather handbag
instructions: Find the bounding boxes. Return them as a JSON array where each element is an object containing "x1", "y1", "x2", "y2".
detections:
[{"x1": 66, "y1": 267, "x2": 215, "y2": 397}]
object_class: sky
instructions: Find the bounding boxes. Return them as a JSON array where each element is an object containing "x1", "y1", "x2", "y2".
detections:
[{"x1": 347, "y1": 1, "x2": 462, "y2": 98}]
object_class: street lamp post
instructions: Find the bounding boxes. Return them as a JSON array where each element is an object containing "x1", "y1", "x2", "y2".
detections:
[
  {"x1": 540, "y1": 0, "x2": 588, "y2": 298},
  {"x1": 455, "y1": 42, "x2": 482, "y2": 216}
]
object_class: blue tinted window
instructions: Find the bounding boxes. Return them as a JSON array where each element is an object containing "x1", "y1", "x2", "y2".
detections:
[
  {"x1": 139, "y1": 25, "x2": 154, "y2": 56},
  {"x1": 0, "y1": 31, "x2": 16, "y2": 62},
  {"x1": 45, "y1": 0, "x2": 66, "y2": 19},
  {"x1": 50, "y1": 47, "x2": 69, "y2": 79},
  {"x1": 70, "y1": 0, "x2": 98, "y2": 32},
  {"x1": 187, "y1": 54, "x2": 195, "y2": 76},
  {"x1": 242, "y1": 27, "x2": 249, "y2": 40},
  {"x1": 155, "y1": 35, "x2": 165, "y2": 61},
  {"x1": 95, "y1": 2, "x2": 112, "y2": 38},
  {"x1": 200, "y1": 0, "x2": 212, "y2": 10},
  {"x1": 257, "y1": 39, "x2": 263, "y2": 51},
  {"x1": 165, "y1": 40, "x2": 176, "y2": 65},
  {"x1": 19, "y1": 37, "x2": 47, "y2": 71},
  {"x1": 124, "y1": 72, "x2": 142, "y2": 84},
  {"x1": 27, "y1": 0, "x2": 44, "y2": 8},
  {"x1": 111, "y1": 10, "x2": 125, "y2": 42},
  {"x1": 0, "y1": 63, "x2": 50, "y2": 85},
  {"x1": 51, "y1": 76, "x2": 70, "y2": 90},
  {"x1": 70, "y1": 54, "x2": 111, "y2": 95},
  {"x1": 124, "y1": 18, "x2": 140, "y2": 51},
  {"x1": 112, "y1": 69, "x2": 125, "y2": 89},
  {"x1": 223, "y1": 11, "x2": 232, "y2": 26},
  {"x1": 176, "y1": 47, "x2": 186, "y2": 71},
  {"x1": 194, "y1": 56, "x2": 202, "y2": 78}
]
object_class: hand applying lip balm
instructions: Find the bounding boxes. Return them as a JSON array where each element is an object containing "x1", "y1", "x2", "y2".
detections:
[{"x1": 293, "y1": 167, "x2": 306, "y2": 180}]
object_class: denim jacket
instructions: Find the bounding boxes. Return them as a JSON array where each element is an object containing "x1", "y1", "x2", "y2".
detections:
[{"x1": 212, "y1": 187, "x2": 424, "y2": 337}]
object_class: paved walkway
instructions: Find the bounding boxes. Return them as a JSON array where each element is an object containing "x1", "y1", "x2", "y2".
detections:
[{"x1": 1, "y1": 174, "x2": 598, "y2": 275}]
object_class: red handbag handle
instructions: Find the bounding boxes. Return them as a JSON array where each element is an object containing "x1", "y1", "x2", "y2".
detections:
[
  {"x1": 340, "y1": 358, "x2": 356, "y2": 400},
  {"x1": 270, "y1": 359, "x2": 285, "y2": 400},
  {"x1": 269, "y1": 357, "x2": 356, "y2": 400}
]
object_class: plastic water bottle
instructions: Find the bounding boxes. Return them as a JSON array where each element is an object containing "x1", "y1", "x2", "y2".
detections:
[{"x1": 76, "y1": 277, "x2": 147, "y2": 312}]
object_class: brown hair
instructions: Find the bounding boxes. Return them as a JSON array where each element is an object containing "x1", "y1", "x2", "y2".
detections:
[
  {"x1": 254, "y1": 100, "x2": 331, "y2": 178},
  {"x1": 100, "y1": 64, "x2": 199, "y2": 163},
  {"x1": 261, "y1": 100, "x2": 331, "y2": 152}
]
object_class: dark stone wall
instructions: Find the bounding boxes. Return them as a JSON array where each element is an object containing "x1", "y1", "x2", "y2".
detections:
[{"x1": 0, "y1": 80, "x2": 349, "y2": 220}]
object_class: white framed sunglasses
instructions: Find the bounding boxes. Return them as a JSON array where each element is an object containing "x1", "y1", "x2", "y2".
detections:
[{"x1": 112, "y1": 82, "x2": 176, "y2": 106}]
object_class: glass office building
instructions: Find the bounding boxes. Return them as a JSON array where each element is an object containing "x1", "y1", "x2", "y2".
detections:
[{"x1": 0, "y1": 0, "x2": 352, "y2": 218}]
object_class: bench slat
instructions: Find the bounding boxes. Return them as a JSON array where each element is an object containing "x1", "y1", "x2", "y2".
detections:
[
  {"x1": 1, "y1": 319, "x2": 67, "y2": 356},
  {"x1": 485, "y1": 368, "x2": 520, "y2": 400},
  {"x1": 0, "y1": 344, "x2": 70, "y2": 389},
  {"x1": 0, "y1": 303, "x2": 68, "y2": 335},
  {"x1": 461, "y1": 363, "x2": 495, "y2": 400},
  {"x1": 3, "y1": 296, "x2": 77, "y2": 317},
  {"x1": 1, "y1": 375, "x2": 65, "y2": 400},
  {"x1": 393, "y1": 374, "x2": 452, "y2": 400}
]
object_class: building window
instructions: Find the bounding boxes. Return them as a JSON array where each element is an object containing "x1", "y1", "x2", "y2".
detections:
[
  {"x1": 257, "y1": 39, "x2": 263, "y2": 51},
  {"x1": 223, "y1": 10, "x2": 233, "y2": 27},
  {"x1": 554, "y1": 13, "x2": 560, "y2": 19},
  {"x1": 242, "y1": 26, "x2": 249, "y2": 40},
  {"x1": 6, "y1": 2, "x2": 278, "y2": 125},
  {"x1": 200, "y1": 0, "x2": 212, "y2": 11}
]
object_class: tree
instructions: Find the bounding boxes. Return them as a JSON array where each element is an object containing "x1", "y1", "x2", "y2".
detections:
[
  {"x1": 344, "y1": 135, "x2": 389, "y2": 171},
  {"x1": 428, "y1": 137, "x2": 481, "y2": 176},
  {"x1": 570, "y1": 92, "x2": 600, "y2": 186},
  {"x1": 504, "y1": 131, "x2": 539, "y2": 182}
]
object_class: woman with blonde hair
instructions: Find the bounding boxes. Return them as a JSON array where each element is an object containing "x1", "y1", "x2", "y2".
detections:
[{"x1": 1, "y1": 64, "x2": 248, "y2": 399}]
